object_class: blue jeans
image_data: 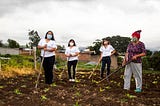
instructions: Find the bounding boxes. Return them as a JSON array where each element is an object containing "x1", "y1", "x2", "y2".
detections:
[{"x1": 101, "y1": 56, "x2": 111, "y2": 78}]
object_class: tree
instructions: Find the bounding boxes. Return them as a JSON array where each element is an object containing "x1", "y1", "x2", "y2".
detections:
[
  {"x1": 89, "y1": 36, "x2": 131, "y2": 55},
  {"x1": 146, "y1": 49, "x2": 152, "y2": 56},
  {"x1": 28, "y1": 30, "x2": 40, "y2": 48},
  {"x1": 104, "y1": 35, "x2": 131, "y2": 53},
  {"x1": 7, "y1": 39, "x2": 20, "y2": 48},
  {"x1": 26, "y1": 44, "x2": 29, "y2": 48},
  {"x1": 87, "y1": 39, "x2": 101, "y2": 55},
  {"x1": 150, "y1": 51, "x2": 160, "y2": 70},
  {"x1": 57, "y1": 45, "x2": 65, "y2": 50},
  {"x1": 0, "y1": 40, "x2": 3, "y2": 47}
]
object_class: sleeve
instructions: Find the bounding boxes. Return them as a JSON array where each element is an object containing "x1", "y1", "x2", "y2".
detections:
[
  {"x1": 52, "y1": 41, "x2": 57, "y2": 49},
  {"x1": 110, "y1": 45, "x2": 115, "y2": 51},
  {"x1": 99, "y1": 46, "x2": 103, "y2": 52},
  {"x1": 141, "y1": 42, "x2": 146, "y2": 54},
  {"x1": 76, "y1": 47, "x2": 80, "y2": 53},
  {"x1": 38, "y1": 39, "x2": 43, "y2": 46},
  {"x1": 65, "y1": 48, "x2": 68, "y2": 55},
  {"x1": 126, "y1": 43, "x2": 130, "y2": 53}
]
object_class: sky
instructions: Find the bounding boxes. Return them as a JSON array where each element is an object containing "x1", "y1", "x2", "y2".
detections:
[{"x1": 0, "y1": 0, "x2": 160, "y2": 51}]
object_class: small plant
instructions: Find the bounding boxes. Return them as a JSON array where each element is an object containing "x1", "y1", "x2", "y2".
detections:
[
  {"x1": 0, "y1": 86, "x2": 4, "y2": 89},
  {"x1": 105, "y1": 86, "x2": 111, "y2": 90},
  {"x1": 92, "y1": 79, "x2": 99, "y2": 84},
  {"x1": 117, "y1": 82, "x2": 121, "y2": 87},
  {"x1": 75, "y1": 91, "x2": 81, "y2": 97},
  {"x1": 100, "y1": 87, "x2": 105, "y2": 92},
  {"x1": 43, "y1": 88, "x2": 50, "y2": 93},
  {"x1": 41, "y1": 95, "x2": 47, "y2": 100},
  {"x1": 50, "y1": 83, "x2": 57, "y2": 87},
  {"x1": 125, "y1": 93, "x2": 137, "y2": 99},
  {"x1": 152, "y1": 80, "x2": 158, "y2": 84},
  {"x1": 14, "y1": 89, "x2": 22, "y2": 95},
  {"x1": 21, "y1": 85, "x2": 27, "y2": 88},
  {"x1": 81, "y1": 75, "x2": 85, "y2": 78},
  {"x1": 120, "y1": 75, "x2": 124, "y2": 79},
  {"x1": 121, "y1": 98, "x2": 128, "y2": 102},
  {"x1": 75, "y1": 79, "x2": 81, "y2": 83},
  {"x1": 73, "y1": 101, "x2": 80, "y2": 106}
]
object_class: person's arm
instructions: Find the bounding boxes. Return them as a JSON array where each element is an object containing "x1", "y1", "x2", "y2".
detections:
[
  {"x1": 122, "y1": 52, "x2": 128, "y2": 66},
  {"x1": 65, "y1": 48, "x2": 71, "y2": 57},
  {"x1": 71, "y1": 52, "x2": 79, "y2": 57},
  {"x1": 37, "y1": 39, "x2": 47, "y2": 49},
  {"x1": 44, "y1": 47, "x2": 56, "y2": 52},
  {"x1": 98, "y1": 52, "x2": 102, "y2": 62},
  {"x1": 132, "y1": 52, "x2": 146, "y2": 60},
  {"x1": 111, "y1": 50, "x2": 116, "y2": 56},
  {"x1": 70, "y1": 47, "x2": 80, "y2": 57}
]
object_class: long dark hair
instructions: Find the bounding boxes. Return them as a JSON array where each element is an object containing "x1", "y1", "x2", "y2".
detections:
[
  {"x1": 68, "y1": 39, "x2": 76, "y2": 47},
  {"x1": 45, "y1": 31, "x2": 55, "y2": 40}
]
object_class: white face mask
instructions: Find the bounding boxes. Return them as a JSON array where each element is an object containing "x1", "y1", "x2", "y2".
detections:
[
  {"x1": 131, "y1": 37, "x2": 138, "y2": 42},
  {"x1": 70, "y1": 42, "x2": 74, "y2": 46},
  {"x1": 47, "y1": 34, "x2": 52, "y2": 40}
]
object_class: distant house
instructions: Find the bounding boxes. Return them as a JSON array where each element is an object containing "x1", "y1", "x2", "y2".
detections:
[
  {"x1": 0, "y1": 47, "x2": 19, "y2": 55},
  {"x1": 0, "y1": 47, "x2": 34, "y2": 55},
  {"x1": 19, "y1": 48, "x2": 33, "y2": 55}
]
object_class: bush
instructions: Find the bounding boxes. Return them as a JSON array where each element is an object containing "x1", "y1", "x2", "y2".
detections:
[{"x1": 142, "y1": 51, "x2": 160, "y2": 71}]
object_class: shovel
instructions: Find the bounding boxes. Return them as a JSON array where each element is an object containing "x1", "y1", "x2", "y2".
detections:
[
  {"x1": 98, "y1": 60, "x2": 132, "y2": 84},
  {"x1": 35, "y1": 51, "x2": 45, "y2": 88},
  {"x1": 88, "y1": 61, "x2": 100, "y2": 79}
]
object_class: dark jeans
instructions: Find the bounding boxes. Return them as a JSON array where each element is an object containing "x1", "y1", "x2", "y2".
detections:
[
  {"x1": 42, "y1": 56, "x2": 55, "y2": 84},
  {"x1": 101, "y1": 56, "x2": 111, "y2": 78},
  {"x1": 67, "y1": 60, "x2": 78, "y2": 79}
]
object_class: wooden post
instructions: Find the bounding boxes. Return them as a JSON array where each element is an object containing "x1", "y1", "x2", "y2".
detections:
[
  {"x1": 0, "y1": 59, "x2": 1, "y2": 71},
  {"x1": 33, "y1": 46, "x2": 37, "y2": 70}
]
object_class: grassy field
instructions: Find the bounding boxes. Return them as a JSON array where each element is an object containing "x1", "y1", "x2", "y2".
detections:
[{"x1": 0, "y1": 55, "x2": 159, "y2": 78}]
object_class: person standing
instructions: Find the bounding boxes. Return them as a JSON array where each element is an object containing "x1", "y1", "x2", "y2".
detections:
[
  {"x1": 65, "y1": 39, "x2": 80, "y2": 82},
  {"x1": 38, "y1": 31, "x2": 57, "y2": 84},
  {"x1": 99, "y1": 39, "x2": 116, "y2": 79},
  {"x1": 122, "y1": 30, "x2": 146, "y2": 93}
]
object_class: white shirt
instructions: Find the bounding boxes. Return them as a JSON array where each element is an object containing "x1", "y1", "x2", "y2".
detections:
[
  {"x1": 99, "y1": 45, "x2": 115, "y2": 57},
  {"x1": 65, "y1": 46, "x2": 80, "y2": 61},
  {"x1": 38, "y1": 39, "x2": 57, "y2": 57}
]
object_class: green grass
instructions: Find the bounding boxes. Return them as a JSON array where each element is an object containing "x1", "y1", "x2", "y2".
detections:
[
  {"x1": 1, "y1": 54, "x2": 160, "y2": 75},
  {"x1": 1, "y1": 55, "x2": 34, "y2": 69},
  {"x1": 143, "y1": 70, "x2": 160, "y2": 74}
]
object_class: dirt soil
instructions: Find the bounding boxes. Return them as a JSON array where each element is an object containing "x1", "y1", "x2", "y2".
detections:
[{"x1": 0, "y1": 69, "x2": 160, "y2": 106}]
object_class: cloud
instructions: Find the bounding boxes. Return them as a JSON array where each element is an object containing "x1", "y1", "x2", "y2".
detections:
[{"x1": 0, "y1": 0, "x2": 160, "y2": 50}]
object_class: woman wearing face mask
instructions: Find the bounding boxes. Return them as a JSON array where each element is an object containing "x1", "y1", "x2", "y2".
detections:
[
  {"x1": 38, "y1": 31, "x2": 57, "y2": 84},
  {"x1": 122, "y1": 30, "x2": 146, "y2": 93},
  {"x1": 99, "y1": 39, "x2": 116, "y2": 79},
  {"x1": 65, "y1": 39, "x2": 80, "y2": 82}
]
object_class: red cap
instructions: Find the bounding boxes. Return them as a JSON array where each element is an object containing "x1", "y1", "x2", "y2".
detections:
[{"x1": 132, "y1": 30, "x2": 142, "y2": 39}]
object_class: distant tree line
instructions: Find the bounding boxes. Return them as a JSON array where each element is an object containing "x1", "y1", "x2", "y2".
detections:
[
  {"x1": 88, "y1": 35, "x2": 131, "y2": 55},
  {"x1": 88, "y1": 35, "x2": 160, "y2": 71},
  {"x1": 0, "y1": 39, "x2": 20, "y2": 48}
]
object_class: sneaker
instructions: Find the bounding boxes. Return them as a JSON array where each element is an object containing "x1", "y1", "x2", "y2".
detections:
[
  {"x1": 69, "y1": 79, "x2": 72, "y2": 82},
  {"x1": 72, "y1": 79, "x2": 75, "y2": 82},
  {"x1": 134, "y1": 88, "x2": 142, "y2": 93}
]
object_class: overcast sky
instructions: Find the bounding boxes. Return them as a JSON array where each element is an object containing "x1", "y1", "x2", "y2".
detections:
[{"x1": 0, "y1": 0, "x2": 160, "y2": 50}]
